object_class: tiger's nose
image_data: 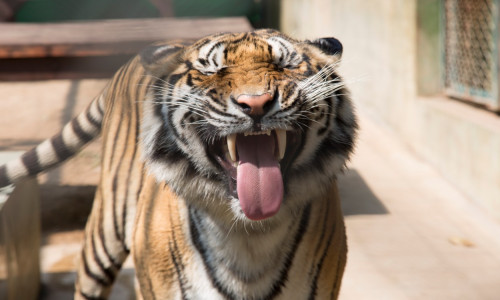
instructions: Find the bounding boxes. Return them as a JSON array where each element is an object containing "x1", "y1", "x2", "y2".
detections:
[{"x1": 235, "y1": 93, "x2": 274, "y2": 116}]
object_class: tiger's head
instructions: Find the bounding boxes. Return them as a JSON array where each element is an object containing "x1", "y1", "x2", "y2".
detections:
[{"x1": 140, "y1": 29, "x2": 357, "y2": 223}]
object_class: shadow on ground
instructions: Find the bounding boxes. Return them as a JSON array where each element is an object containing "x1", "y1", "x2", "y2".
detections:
[
  {"x1": 338, "y1": 169, "x2": 388, "y2": 216},
  {"x1": 40, "y1": 184, "x2": 95, "y2": 244},
  {"x1": 40, "y1": 268, "x2": 136, "y2": 300}
]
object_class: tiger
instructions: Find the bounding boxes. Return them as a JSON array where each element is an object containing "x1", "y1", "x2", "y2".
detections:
[{"x1": 0, "y1": 29, "x2": 357, "y2": 299}]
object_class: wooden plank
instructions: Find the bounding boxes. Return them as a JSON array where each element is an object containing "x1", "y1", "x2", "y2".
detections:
[
  {"x1": 0, "y1": 17, "x2": 252, "y2": 58},
  {"x1": 0, "y1": 55, "x2": 131, "y2": 81}
]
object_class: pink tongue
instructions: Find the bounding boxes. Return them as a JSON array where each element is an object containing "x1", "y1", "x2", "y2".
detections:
[{"x1": 236, "y1": 134, "x2": 283, "y2": 220}]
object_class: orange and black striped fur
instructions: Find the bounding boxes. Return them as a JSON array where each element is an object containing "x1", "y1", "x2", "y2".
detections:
[{"x1": 0, "y1": 30, "x2": 357, "y2": 299}]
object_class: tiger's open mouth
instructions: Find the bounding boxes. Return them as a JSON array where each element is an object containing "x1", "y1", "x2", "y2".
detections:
[{"x1": 210, "y1": 130, "x2": 301, "y2": 221}]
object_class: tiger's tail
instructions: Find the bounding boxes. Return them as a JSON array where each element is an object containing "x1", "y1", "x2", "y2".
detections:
[{"x1": 0, "y1": 93, "x2": 106, "y2": 188}]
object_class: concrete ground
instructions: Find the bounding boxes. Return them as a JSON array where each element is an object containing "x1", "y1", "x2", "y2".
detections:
[
  {"x1": 338, "y1": 112, "x2": 500, "y2": 300},
  {"x1": 2, "y1": 80, "x2": 500, "y2": 299}
]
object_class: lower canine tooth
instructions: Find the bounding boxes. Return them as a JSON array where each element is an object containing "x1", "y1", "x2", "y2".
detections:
[
  {"x1": 227, "y1": 134, "x2": 237, "y2": 162},
  {"x1": 276, "y1": 129, "x2": 287, "y2": 160}
]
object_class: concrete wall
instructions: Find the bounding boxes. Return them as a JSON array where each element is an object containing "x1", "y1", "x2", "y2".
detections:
[
  {"x1": 281, "y1": 0, "x2": 500, "y2": 221},
  {"x1": 282, "y1": 0, "x2": 419, "y2": 147}
]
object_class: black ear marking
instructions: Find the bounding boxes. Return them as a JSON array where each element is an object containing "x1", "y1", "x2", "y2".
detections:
[{"x1": 311, "y1": 37, "x2": 343, "y2": 57}]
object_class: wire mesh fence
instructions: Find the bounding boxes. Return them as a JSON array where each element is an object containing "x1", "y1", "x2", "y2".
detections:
[{"x1": 444, "y1": 0, "x2": 500, "y2": 110}]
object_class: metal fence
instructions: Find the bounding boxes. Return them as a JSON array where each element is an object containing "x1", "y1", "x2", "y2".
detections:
[{"x1": 444, "y1": 0, "x2": 500, "y2": 111}]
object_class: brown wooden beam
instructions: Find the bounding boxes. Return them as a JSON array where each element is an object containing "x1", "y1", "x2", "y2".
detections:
[{"x1": 0, "y1": 17, "x2": 252, "y2": 58}]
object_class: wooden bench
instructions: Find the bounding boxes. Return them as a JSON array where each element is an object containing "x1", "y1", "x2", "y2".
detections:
[{"x1": 0, "y1": 17, "x2": 252, "y2": 80}]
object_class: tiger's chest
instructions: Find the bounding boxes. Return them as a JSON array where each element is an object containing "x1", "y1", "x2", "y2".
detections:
[{"x1": 132, "y1": 174, "x2": 346, "y2": 300}]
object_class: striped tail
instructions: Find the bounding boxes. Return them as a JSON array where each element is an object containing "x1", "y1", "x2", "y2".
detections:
[{"x1": 0, "y1": 94, "x2": 105, "y2": 187}]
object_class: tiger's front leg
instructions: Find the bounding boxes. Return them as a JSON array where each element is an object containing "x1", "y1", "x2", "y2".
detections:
[
  {"x1": 74, "y1": 185, "x2": 131, "y2": 300},
  {"x1": 132, "y1": 177, "x2": 190, "y2": 299}
]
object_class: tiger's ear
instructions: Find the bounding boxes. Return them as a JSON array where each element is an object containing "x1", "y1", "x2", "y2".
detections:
[
  {"x1": 310, "y1": 37, "x2": 343, "y2": 58},
  {"x1": 140, "y1": 43, "x2": 185, "y2": 76}
]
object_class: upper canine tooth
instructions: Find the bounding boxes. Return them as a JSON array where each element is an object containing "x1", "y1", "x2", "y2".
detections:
[
  {"x1": 275, "y1": 129, "x2": 287, "y2": 160},
  {"x1": 227, "y1": 134, "x2": 237, "y2": 162}
]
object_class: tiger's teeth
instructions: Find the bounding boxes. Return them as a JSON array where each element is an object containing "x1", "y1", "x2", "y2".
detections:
[
  {"x1": 227, "y1": 134, "x2": 237, "y2": 162},
  {"x1": 243, "y1": 130, "x2": 271, "y2": 136},
  {"x1": 275, "y1": 129, "x2": 287, "y2": 160}
]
